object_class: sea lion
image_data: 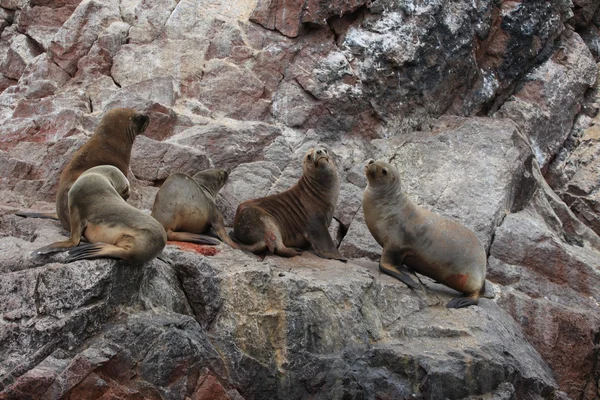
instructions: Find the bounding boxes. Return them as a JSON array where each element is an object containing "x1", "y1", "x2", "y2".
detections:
[
  {"x1": 151, "y1": 169, "x2": 238, "y2": 248},
  {"x1": 233, "y1": 147, "x2": 345, "y2": 260},
  {"x1": 363, "y1": 160, "x2": 486, "y2": 308},
  {"x1": 17, "y1": 108, "x2": 149, "y2": 230},
  {"x1": 33, "y1": 165, "x2": 167, "y2": 264}
]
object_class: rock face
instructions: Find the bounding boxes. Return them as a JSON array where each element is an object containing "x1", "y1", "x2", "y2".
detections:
[{"x1": 1, "y1": 0, "x2": 600, "y2": 399}]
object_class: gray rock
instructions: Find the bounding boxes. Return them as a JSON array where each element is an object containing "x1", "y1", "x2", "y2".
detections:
[
  {"x1": 218, "y1": 161, "x2": 281, "y2": 226},
  {"x1": 495, "y1": 30, "x2": 597, "y2": 169},
  {"x1": 371, "y1": 117, "x2": 532, "y2": 250}
]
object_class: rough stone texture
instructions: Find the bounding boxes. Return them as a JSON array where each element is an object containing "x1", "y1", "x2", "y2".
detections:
[
  {"x1": 0, "y1": 219, "x2": 561, "y2": 399},
  {"x1": 495, "y1": 29, "x2": 597, "y2": 169},
  {"x1": 489, "y1": 158, "x2": 600, "y2": 400},
  {"x1": 1, "y1": 0, "x2": 600, "y2": 399}
]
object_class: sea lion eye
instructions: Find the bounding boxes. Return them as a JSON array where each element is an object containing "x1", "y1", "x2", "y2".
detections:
[
  {"x1": 307, "y1": 153, "x2": 312, "y2": 160},
  {"x1": 382, "y1": 168, "x2": 388, "y2": 176}
]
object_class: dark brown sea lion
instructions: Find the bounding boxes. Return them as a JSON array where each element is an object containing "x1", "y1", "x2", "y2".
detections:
[
  {"x1": 17, "y1": 108, "x2": 149, "y2": 230},
  {"x1": 151, "y1": 169, "x2": 238, "y2": 248},
  {"x1": 233, "y1": 147, "x2": 345, "y2": 260},
  {"x1": 33, "y1": 165, "x2": 166, "y2": 264},
  {"x1": 363, "y1": 160, "x2": 486, "y2": 308}
]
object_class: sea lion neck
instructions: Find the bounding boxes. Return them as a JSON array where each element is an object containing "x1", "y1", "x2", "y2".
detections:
[
  {"x1": 366, "y1": 179, "x2": 404, "y2": 202},
  {"x1": 192, "y1": 172, "x2": 226, "y2": 198},
  {"x1": 298, "y1": 171, "x2": 339, "y2": 206},
  {"x1": 198, "y1": 182, "x2": 220, "y2": 199},
  {"x1": 126, "y1": 124, "x2": 137, "y2": 145}
]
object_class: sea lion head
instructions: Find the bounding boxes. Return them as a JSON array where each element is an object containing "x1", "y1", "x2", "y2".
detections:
[
  {"x1": 303, "y1": 147, "x2": 337, "y2": 179},
  {"x1": 83, "y1": 165, "x2": 131, "y2": 199},
  {"x1": 364, "y1": 160, "x2": 399, "y2": 190},
  {"x1": 97, "y1": 108, "x2": 150, "y2": 143},
  {"x1": 192, "y1": 169, "x2": 229, "y2": 197}
]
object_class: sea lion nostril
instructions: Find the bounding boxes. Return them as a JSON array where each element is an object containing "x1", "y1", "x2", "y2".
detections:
[
  {"x1": 317, "y1": 150, "x2": 322, "y2": 154},
  {"x1": 368, "y1": 159, "x2": 375, "y2": 165}
]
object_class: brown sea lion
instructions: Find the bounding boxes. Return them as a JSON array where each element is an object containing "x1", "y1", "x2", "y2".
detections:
[
  {"x1": 33, "y1": 165, "x2": 167, "y2": 264},
  {"x1": 17, "y1": 108, "x2": 149, "y2": 230},
  {"x1": 363, "y1": 160, "x2": 486, "y2": 308},
  {"x1": 151, "y1": 169, "x2": 238, "y2": 248},
  {"x1": 233, "y1": 147, "x2": 345, "y2": 260}
]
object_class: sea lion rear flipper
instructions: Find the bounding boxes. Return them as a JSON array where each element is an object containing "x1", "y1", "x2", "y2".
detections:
[
  {"x1": 33, "y1": 242, "x2": 76, "y2": 256},
  {"x1": 446, "y1": 293, "x2": 479, "y2": 309},
  {"x1": 307, "y1": 218, "x2": 347, "y2": 262},
  {"x1": 16, "y1": 211, "x2": 59, "y2": 220},
  {"x1": 167, "y1": 231, "x2": 221, "y2": 245},
  {"x1": 66, "y1": 242, "x2": 128, "y2": 262},
  {"x1": 32, "y1": 207, "x2": 84, "y2": 256}
]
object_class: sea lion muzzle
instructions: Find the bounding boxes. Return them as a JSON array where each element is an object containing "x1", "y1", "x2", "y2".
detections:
[
  {"x1": 314, "y1": 149, "x2": 330, "y2": 167},
  {"x1": 136, "y1": 114, "x2": 150, "y2": 133}
]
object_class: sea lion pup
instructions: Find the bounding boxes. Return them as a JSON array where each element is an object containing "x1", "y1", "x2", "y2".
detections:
[
  {"x1": 33, "y1": 165, "x2": 167, "y2": 264},
  {"x1": 151, "y1": 169, "x2": 239, "y2": 248},
  {"x1": 233, "y1": 147, "x2": 345, "y2": 260},
  {"x1": 363, "y1": 160, "x2": 487, "y2": 308},
  {"x1": 17, "y1": 108, "x2": 150, "y2": 230}
]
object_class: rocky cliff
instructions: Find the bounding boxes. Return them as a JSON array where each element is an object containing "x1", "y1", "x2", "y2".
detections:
[{"x1": 1, "y1": 0, "x2": 600, "y2": 399}]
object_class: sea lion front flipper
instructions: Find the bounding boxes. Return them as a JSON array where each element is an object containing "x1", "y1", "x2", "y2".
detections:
[
  {"x1": 66, "y1": 242, "x2": 128, "y2": 262},
  {"x1": 307, "y1": 218, "x2": 346, "y2": 261},
  {"x1": 16, "y1": 211, "x2": 59, "y2": 220},
  {"x1": 379, "y1": 262, "x2": 421, "y2": 289},
  {"x1": 379, "y1": 248, "x2": 420, "y2": 289},
  {"x1": 446, "y1": 293, "x2": 479, "y2": 309},
  {"x1": 166, "y1": 231, "x2": 221, "y2": 245}
]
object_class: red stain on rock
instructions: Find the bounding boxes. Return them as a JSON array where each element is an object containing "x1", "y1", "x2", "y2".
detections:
[{"x1": 169, "y1": 241, "x2": 219, "y2": 256}]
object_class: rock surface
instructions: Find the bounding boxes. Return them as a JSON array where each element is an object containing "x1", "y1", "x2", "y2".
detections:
[{"x1": 1, "y1": 0, "x2": 600, "y2": 399}]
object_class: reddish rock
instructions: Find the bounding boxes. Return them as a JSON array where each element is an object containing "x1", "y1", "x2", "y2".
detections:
[
  {"x1": 250, "y1": 0, "x2": 366, "y2": 38},
  {"x1": 191, "y1": 368, "x2": 231, "y2": 400},
  {"x1": 16, "y1": 1, "x2": 81, "y2": 50},
  {"x1": 130, "y1": 135, "x2": 210, "y2": 183},
  {"x1": 48, "y1": 0, "x2": 121, "y2": 75},
  {"x1": 195, "y1": 59, "x2": 270, "y2": 120},
  {"x1": 0, "y1": 30, "x2": 42, "y2": 81},
  {"x1": 171, "y1": 120, "x2": 282, "y2": 171}
]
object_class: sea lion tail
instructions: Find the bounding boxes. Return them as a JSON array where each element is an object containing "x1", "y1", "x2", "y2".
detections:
[{"x1": 15, "y1": 211, "x2": 59, "y2": 220}]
